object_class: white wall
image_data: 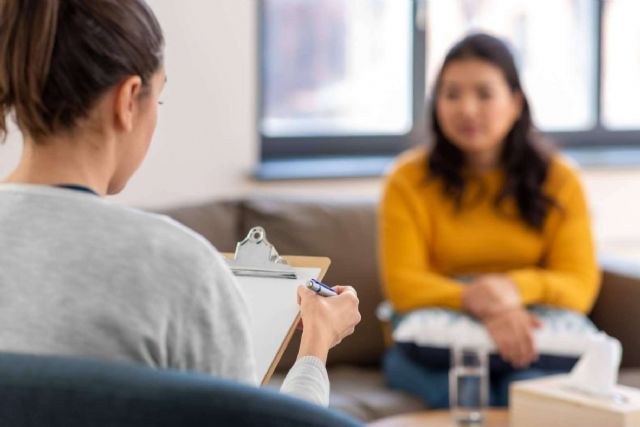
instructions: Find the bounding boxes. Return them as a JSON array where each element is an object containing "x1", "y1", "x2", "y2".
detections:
[
  {"x1": 124, "y1": 0, "x2": 258, "y2": 208},
  {"x1": 0, "y1": 0, "x2": 264, "y2": 209}
]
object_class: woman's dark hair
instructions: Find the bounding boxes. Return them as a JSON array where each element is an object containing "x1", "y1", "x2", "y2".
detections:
[
  {"x1": 428, "y1": 33, "x2": 555, "y2": 230},
  {"x1": 0, "y1": 0, "x2": 164, "y2": 141}
]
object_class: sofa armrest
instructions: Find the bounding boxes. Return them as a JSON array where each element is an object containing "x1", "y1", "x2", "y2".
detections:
[{"x1": 590, "y1": 269, "x2": 640, "y2": 368}]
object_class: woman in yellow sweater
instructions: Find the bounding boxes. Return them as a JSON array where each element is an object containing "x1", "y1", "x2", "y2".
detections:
[{"x1": 379, "y1": 33, "x2": 600, "y2": 407}]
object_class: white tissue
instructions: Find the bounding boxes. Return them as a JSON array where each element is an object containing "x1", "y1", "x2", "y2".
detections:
[{"x1": 566, "y1": 332, "x2": 622, "y2": 398}]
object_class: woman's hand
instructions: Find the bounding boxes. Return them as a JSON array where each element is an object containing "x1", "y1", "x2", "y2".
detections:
[
  {"x1": 462, "y1": 274, "x2": 521, "y2": 319},
  {"x1": 483, "y1": 308, "x2": 542, "y2": 368},
  {"x1": 297, "y1": 285, "x2": 361, "y2": 363}
]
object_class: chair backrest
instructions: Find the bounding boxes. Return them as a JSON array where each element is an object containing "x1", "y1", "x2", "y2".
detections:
[{"x1": 0, "y1": 352, "x2": 362, "y2": 427}]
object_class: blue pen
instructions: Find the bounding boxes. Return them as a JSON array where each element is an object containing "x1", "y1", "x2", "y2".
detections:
[{"x1": 306, "y1": 278, "x2": 337, "y2": 297}]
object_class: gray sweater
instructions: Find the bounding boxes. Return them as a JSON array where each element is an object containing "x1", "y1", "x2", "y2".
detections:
[{"x1": 0, "y1": 184, "x2": 329, "y2": 406}]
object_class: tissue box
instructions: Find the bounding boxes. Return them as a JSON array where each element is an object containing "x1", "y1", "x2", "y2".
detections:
[{"x1": 510, "y1": 375, "x2": 640, "y2": 427}]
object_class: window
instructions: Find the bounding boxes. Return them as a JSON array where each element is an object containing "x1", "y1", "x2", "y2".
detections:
[
  {"x1": 258, "y1": 0, "x2": 640, "y2": 178},
  {"x1": 262, "y1": 1, "x2": 413, "y2": 137},
  {"x1": 258, "y1": 0, "x2": 425, "y2": 163},
  {"x1": 602, "y1": 0, "x2": 640, "y2": 130}
]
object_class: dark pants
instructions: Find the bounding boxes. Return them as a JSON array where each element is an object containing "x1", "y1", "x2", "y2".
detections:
[{"x1": 383, "y1": 346, "x2": 569, "y2": 408}]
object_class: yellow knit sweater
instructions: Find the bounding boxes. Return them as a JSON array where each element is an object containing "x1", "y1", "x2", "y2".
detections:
[{"x1": 379, "y1": 148, "x2": 600, "y2": 314}]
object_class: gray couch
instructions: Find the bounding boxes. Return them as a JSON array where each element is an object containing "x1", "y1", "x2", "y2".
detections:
[{"x1": 162, "y1": 196, "x2": 640, "y2": 422}]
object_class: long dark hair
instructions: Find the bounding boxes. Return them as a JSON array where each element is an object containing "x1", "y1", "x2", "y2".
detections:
[
  {"x1": 428, "y1": 33, "x2": 555, "y2": 230},
  {"x1": 0, "y1": 0, "x2": 164, "y2": 142}
]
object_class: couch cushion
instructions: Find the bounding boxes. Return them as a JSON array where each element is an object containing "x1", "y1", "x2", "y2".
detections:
[
  {"x1": 269, "y1": 366, "x2": 425, "y2": 422},
  {"x1": 325, "y1": 366, "x2": 426, "y2": 421},
  {"x1": 160, "y1": 199, "x2": 241, "y2": 253},
  {"x1": 242, "y1": 197, "x2": 386, "y2": 368}
]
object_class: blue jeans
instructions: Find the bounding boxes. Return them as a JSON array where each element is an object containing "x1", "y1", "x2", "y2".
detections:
[{"x1": 383, "y1": 346, "x2": 567, "y2": 408}]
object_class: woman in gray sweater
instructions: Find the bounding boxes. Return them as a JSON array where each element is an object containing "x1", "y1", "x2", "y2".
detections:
[{"x1": 0, "y1": 0, "x2": 360, "y2": 407}]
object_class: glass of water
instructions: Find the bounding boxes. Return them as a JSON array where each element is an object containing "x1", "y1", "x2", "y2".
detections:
[{"x1": 449, "y1": 346, "x2": 489, "y2": 424}]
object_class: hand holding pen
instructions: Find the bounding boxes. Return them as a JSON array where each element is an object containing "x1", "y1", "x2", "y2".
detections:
[
  {"x1": 296, "y1": 280, "x2": 361, "y2": 363},
  {"x1": 297, "y1": 278, "x2": 338, "y2": 331}
]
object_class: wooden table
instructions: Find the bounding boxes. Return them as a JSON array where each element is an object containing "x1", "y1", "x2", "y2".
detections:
[{"x1": 367, "y1": 409, "x2": 508, "y2": 427}]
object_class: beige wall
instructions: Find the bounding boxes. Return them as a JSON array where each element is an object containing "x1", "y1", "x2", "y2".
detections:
[
  {"x1": 122, "y1": 0, "x2": 258, "y2": 208},
  {"x1": 0, "y1": 0, "x2": 261, "y2": 209},
  {"x1": 1, "y1": 0, "x2": 639, "y2": 257},
  {"x1": 583, "y1": 168, "x2": 640, "y2": 256}
]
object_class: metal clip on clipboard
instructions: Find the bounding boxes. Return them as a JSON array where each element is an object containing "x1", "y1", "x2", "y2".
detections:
[{"x1": 227, "y1": 226, "x2": 298, "y2": 279}]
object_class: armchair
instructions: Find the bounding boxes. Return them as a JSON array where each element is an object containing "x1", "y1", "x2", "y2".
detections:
[{"x1": 0, "y1": 352, "x2": 362, "y2": 427}]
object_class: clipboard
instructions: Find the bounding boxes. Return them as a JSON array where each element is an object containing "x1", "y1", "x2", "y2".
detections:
[{"x1": 223, "y1": 227, "x2": 330, "y2": 385}]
